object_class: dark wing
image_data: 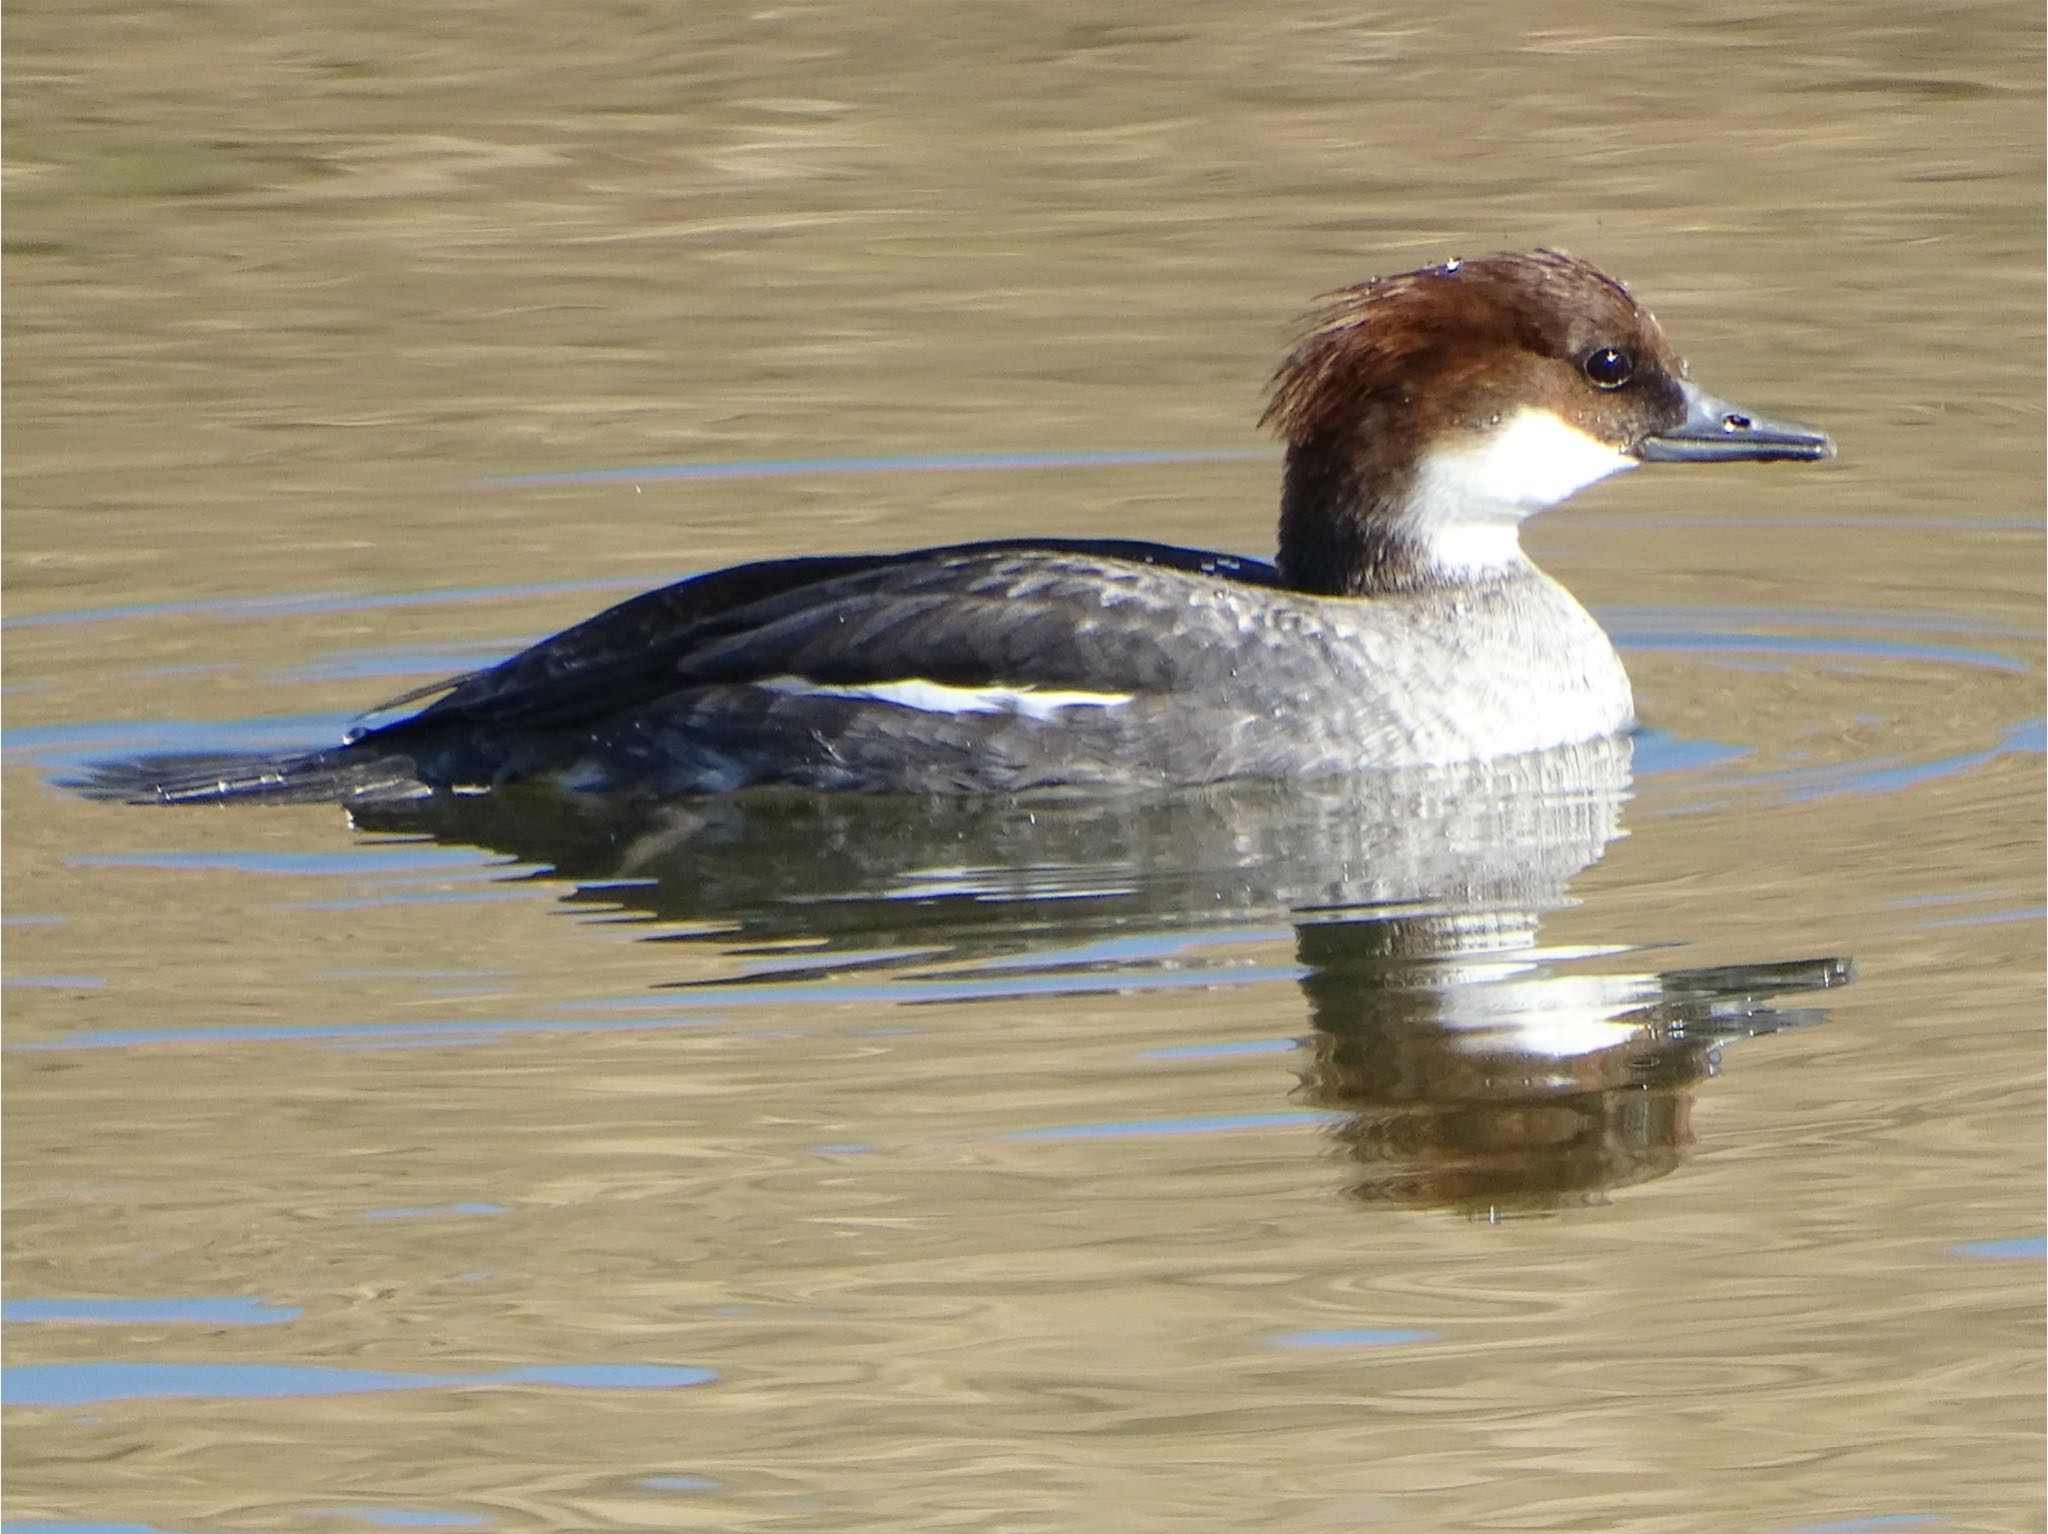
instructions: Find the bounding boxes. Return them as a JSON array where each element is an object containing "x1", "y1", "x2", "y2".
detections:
[
  {"x1": 354, "y1": 550, "x2": 912, "y2": 728},
  {"x1": 362, "y1": 538, "x2": 1281, "y2": 742}
]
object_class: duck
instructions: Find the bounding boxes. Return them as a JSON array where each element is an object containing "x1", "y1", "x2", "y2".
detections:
[{"x1": 83, "y1": 249, "x2": 1831, "y2": 805}]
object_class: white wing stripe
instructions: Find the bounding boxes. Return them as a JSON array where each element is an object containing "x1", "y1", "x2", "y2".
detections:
[{"x1": 758, "y1": 676, "x2": 1131, "y2": 721}]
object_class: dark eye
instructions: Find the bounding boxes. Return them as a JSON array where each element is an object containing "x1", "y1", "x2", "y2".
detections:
[{"x1": 1582, "y1": 347, "x2": 1634, "y2": 389}]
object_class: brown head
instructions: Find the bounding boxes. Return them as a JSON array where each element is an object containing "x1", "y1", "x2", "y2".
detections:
[{"x1": 1262, "y1": 250, "x2": 1832, "y2": 596}]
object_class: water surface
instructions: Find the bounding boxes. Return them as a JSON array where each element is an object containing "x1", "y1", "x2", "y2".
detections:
[{"x1": 5, "y1": 3, "x2": 2042, "y2": 1530}]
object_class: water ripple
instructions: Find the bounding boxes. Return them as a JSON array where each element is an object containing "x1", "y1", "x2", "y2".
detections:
[
  {"x1": 2, "y1": 1298, "x2": 301, "y2": 1327},
  {"x1": 3, "y1": 1360, "x2": 717, "y2": 1408}
]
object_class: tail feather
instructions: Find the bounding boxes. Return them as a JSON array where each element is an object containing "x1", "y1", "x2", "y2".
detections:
[{"x1": 63, "y1": 748, "x2": 424, "y2": 807}]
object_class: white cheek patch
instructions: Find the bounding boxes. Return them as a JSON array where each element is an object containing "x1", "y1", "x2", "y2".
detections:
[
  {"x1": 1416, "y1": 407, "x2": 1636, "y2": 519},
  {"x1": 1399, "y1": 408, "x2": 1637, "y2": 578},
  {"x1": 758, "y1": 676, "x2": 1132, "y2": 721}
]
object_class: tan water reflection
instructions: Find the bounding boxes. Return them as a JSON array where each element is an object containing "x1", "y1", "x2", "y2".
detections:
[
  {"x1": 341, "y1": 741, "x2": 1853, "y2": 1215},
  {"x1": 5, "y1": 0, "x2": 2041, "y2": 1530}
]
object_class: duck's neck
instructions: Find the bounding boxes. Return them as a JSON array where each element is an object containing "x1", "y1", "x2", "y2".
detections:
[
  {"x1": 1274, "y1": 435, "x2": 1535, "y2": 598},
  {"x1": 1275, "y1": 410, "x2": 1638, "y2": 597}
]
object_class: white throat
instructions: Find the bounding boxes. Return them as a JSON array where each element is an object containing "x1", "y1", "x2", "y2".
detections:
[{"x1": 1400, "y1": 408, "x2": 1635, "y2": 577}]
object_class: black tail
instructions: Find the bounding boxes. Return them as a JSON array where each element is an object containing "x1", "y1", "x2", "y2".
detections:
[{"x1": 62, "y1": 747, "x2": 423, "y2": 807}]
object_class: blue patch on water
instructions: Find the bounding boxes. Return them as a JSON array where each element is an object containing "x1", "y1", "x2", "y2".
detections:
[
  {"x1": 1000, "y1": 1110, "x2": 1335, "y2": 1141},
  {"x1": 13, "y1": 1013, "x2": 734, "y2": 1052},
  {"x1": 806, "y1": 1143, "x2": 874, "y2": 1155},
  {"x1": 280, "y1": 642, "x2": 517, "y2": 686},
  {"x1": 1728, "y1": 718, "x2": 2044, "y2": 804},
  {"x1": 1784, "y1": 1516, "x2": 1945, "y2": 1533},
  {"x1": 305, "y1": 1510, "x2": 486, "y2": 1529},
  {"x1": 323, "y1": 1037, "x2": 502, "y2": 1053},
  {"x1": 3, "y1": 1360, "x2": 717, "y2": 1407},
  {"x1": 1138, "y1": 1038, "x2": 1296, "y2": 1061},
  {"x1": 477, "y1": 447, "x2": 1268, "y2": 488},
  {"x1": 1783, "y1": 719, "x2": 2043, "y2": 800},
  {"x1": 1, "y1": 579, "x2": 640, "y2": 633},
  {"x1": 1910, "y1": 906, "x2": 2045, "y2": 931},
  {"x1": 359, "y1": 1204, "x2": 507, "y2": 1221},
  {"x1": 639, "y1": 1476, "x2": 720, "y2": 1493},
  {"x1": 3, "y1": 1298, "x2": 301, "y2": 1327},
  {"x1": 67, "y1": 848, "x2": 497, "y2": 877},
  {"x1": 1603, "y1": 602, "x2": 2039, "y2": 640},
  {"x1": 2, "y1": 976, "x2": 104, "y2": 989},
  {"x1": 1617, "y1": 630, "x2": 2030, "y2": 674},
  {"x1": 1629, "y1": 728, "x2": 1751, "y2": 775},
  {"x1": 1949, "y1": 1236, "x2": 2045, "y2": 1260},
  {"x1": 1267, "y1": 1328, "x2": 1440, "y2": 1348},
  {"x1": 3, "y1": 711, "x2": 354, "y2": 766}
]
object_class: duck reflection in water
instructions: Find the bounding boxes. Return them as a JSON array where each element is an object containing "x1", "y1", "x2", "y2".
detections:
[{"x1": 352, "y1": 734, "x2": 1851, "y2": 1215}]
